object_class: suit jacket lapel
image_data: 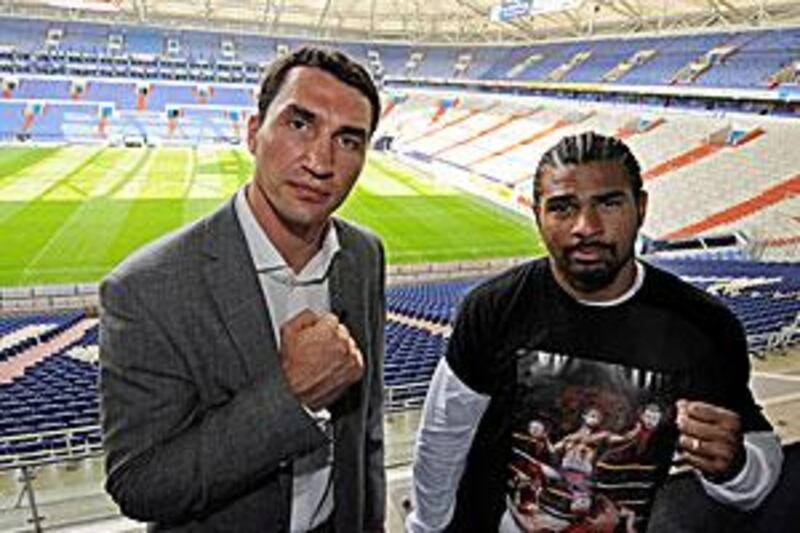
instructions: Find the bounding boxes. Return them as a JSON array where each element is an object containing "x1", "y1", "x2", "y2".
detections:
[
  {"x1": 328, "y1": 228, "x2": 364, "y2": 420},
  {"x1": 201, "y1": 198, "x2": 279, "y2": 380},
  {"x1": 329, "y1": 222, "x2": 369, "y2": 528}
]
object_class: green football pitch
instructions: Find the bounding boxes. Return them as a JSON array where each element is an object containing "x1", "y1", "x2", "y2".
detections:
[{"x1": 0, "y1": 145, "x2": 543, "y2": 286}]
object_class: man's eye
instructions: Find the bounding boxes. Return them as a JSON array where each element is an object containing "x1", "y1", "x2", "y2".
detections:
[
  {"x1": 599, "y1": 198, "x2": 623, "y2": 210},
  {"x1": 289, "y1": 117, "x2": 309, "y2": 131},
  {"x1": 338, "y1": 136, "x2": 363, "y2": 151},
  {"x1": 548, "y1": 203, "x2": 574, "y2": 215}
]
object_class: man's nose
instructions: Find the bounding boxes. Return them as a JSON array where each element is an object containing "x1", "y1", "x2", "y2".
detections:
[
  {"x1": 572, "y1": 206, "x2": 603, "y2": 238},
  {"x1": 304, "y1": 135, "x2": 334, "y2": 180}
]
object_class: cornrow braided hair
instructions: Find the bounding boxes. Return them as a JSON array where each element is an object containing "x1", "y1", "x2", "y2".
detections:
[{"x1": 533, "y1": 131, "x2": 643, "y2": 205}]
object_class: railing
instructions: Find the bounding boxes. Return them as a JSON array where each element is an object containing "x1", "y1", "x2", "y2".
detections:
[
  {"x1": 385, "y1": 381, "x2": 431, "y2": 412},
  {"x1": 0, "y1": 284, "x2": 98, "y2": 315},
  {"x1": 0, "y1": 257, "x2": 521, "y2": 315},
  {"x1": 760, "y1": 312, "x2": 800, "y2": 356},
  {"x1": 0, "y1": 424, "x2": 102, "y2": 470},
  {"x1": 0, "y1": 424, "x2": 103, "y2": 533}
]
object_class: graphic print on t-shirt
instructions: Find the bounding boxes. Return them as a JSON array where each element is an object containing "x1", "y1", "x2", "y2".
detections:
[{"x1": 504, "y1": 349, "x2": 679, "y2": 533}]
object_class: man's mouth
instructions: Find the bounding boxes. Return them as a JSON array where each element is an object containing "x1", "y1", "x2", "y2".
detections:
[
  {"x1": 289, "y1": 181, "x2": 330, "y2": 203},
  {"x1": 568, "y1": 244, "x2": 612, "y2": 262}
]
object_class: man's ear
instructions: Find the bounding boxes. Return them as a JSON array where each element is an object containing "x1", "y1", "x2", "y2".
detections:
[
  {"x1": 247, "y1": 115, "x2": 260, "y2": 155},
  {"x1": 532, "y1": 201, "x2": 542, "y2": 229},
  {"x1": 637, "y1": 190, "x2": 648, "y2": 227}
]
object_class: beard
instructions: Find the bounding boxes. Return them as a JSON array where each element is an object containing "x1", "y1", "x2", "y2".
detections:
[
  {"x1": 570, "y1": 263, "x2": 619, "y2": 292},
  {"x1": 560, "y1": 243, "x2": 634, "y2": 293}
]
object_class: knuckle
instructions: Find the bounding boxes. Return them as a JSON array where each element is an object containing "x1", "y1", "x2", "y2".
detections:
[
  {"x1": 334, "y1": 339, "x2": 350, "y2": 357},
  {"x1": 723, "y1": 447, "x2": 736, "y2": 462},
  {"x1": 350, "y1": 346, "x2": 364, "y2": 362}
]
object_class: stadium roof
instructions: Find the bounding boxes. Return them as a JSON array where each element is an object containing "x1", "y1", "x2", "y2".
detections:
[{"x1": 5, "y1": 0, "x2": 800, "y2": 43}]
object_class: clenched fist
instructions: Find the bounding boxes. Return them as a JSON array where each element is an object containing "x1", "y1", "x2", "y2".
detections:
[
  {"x1": 280, "y1": 309, "x2": 364, "y2": 411},
  {"x1": 676, "y1": 399, "x2": 746, "y2": 482}
]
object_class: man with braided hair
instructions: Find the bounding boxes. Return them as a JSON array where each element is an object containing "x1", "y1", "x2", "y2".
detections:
[{"x1": 406, "y1": 131, "x2": 782, "y2": 532}]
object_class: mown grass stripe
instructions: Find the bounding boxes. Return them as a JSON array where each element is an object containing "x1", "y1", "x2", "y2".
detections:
[
  {"x1": 0, "y1": 147, "x2": 62, "y2": 185},
  {"x1": 182, "y1": 146, "x2": 199, "y2": 198},
  {"x1": 102, "y1": 148, "x2": 155, "y2": 198},
  {"x1": 30, "y1": 147, "x2": 107, "y2": 202},
  {"x1": 44, "y1": 148, "x2": 134, "y2": 200}
]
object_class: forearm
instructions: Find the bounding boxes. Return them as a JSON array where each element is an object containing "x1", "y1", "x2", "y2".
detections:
[
  {"x1": 698, "y1": 431, "x2": 783, "y2": 511},
  {"x1": 406, "y1": 358, "x2": 490, "y2": 533}
]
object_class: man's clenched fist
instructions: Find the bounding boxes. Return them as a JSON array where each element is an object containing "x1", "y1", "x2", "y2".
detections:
[
  {"x1": 280, "y1": 309, "x2": 364, "y2": 411},
  {"x1": 676, "y1": 399, "x2": 745, "y2": 482}
]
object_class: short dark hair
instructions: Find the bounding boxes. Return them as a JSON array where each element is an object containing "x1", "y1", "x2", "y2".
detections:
[
  {"x1": 256, "y1": 46, "x2": 381, "y2": 136},
  {"x1": 533, "y1": 131, "x2": 642, "y2": 205}
]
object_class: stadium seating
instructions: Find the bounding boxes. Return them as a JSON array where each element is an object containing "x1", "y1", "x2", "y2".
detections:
[
  {"x1": 0, "y1": 312, "x2": 84, "y2": 361},
  {"x1": 383, "y1": 91, "x2": 798, "y2": 259},
  {"x1": 0, "y1": 260, "x2": 796, "y2": 427},
  {"x1": 0, "y1": 12, "x2": 798, "y2": 432},
  {"x1": 2, "y1": 16, "x2": 800, "y2": 89},
  {"x1": 388, "y1": 278, "x2": 475, "y2": 324},
  {"x1": 383, "y1": 260, "x2": 799, "y2": 407},
  {"x1": 0, "y1": 314, "x2": 100, "y2": 467},
  {"x1": 654, "y1": 259, "x2": 800, "y2": 354},
  {"x1": 1, "y1": 17, "x2": 799, "y2": 152}
]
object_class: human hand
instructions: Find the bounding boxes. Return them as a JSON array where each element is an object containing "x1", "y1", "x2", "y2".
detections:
[
  {"x1": 676, "y1": 399, "x2": 745, "y2": 482},
  {"x1": 280, "y1": 309, "x2": 364, "y2": 411}
]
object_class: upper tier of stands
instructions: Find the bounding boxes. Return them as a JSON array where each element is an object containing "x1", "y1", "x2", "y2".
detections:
[{"x1": 2, "y1": 16, "x2": 800, "y2": 89}]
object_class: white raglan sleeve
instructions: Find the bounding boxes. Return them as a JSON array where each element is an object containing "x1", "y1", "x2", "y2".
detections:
[
  {"x1": 699, "y1": 430, "x2": 783, "y2": 511},
  {"x1": 405, "y1": 357, "x2": 491, "y2": 533}
]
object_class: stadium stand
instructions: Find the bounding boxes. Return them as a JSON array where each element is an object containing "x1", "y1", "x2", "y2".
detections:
[
  {"x1": 0, "y1": 6, "x2": 799, "y2": 530},
  {"x1": 2, "y1": 258, "x2": 794, "y2": 429},
  {"x1": 384, "y1": 322, "x2": 446, "y2": 410},
  {"x1": 0, "y1": 312, "x2": 100, "y2": 469},
  {"x1": 1, "y1": 18, "x2": 800, "y2": 88},
  {"x1": 1, "y1": 16, "x2": 799, "y2": 154},
  {"x1": 392, "y1": 259, "x2": 800, "y2": 406},
  {"x1": 382, "y1": 91, "x2": 798, "y2": 261}
]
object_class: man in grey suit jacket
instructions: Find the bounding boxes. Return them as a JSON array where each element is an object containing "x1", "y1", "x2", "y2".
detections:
[{"x1": 100, "y1": 47, "x2": 386, "y2": 532}]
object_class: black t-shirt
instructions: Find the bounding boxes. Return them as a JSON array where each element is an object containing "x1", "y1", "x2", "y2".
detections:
[{"x1": 444, "y1": 258, "x2": 771, "y2": 533}]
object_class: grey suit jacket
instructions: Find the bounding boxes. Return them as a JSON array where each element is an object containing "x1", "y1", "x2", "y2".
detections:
[{"x1": 99, "y1": 197, "x2": 386, "y2": 532}]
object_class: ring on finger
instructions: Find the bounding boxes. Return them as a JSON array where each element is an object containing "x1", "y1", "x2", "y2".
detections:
[{"x1": 691, "y1": 437, "x2": 701, "y2": 452}]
